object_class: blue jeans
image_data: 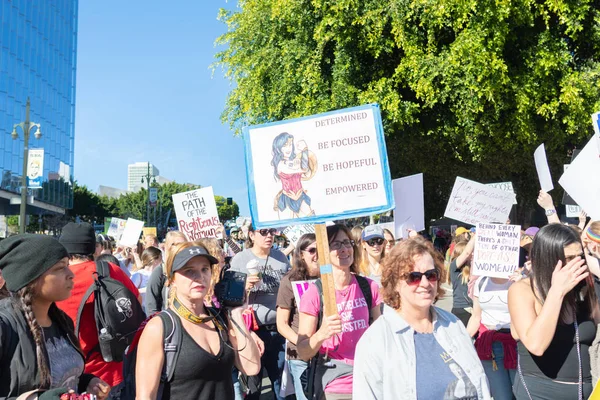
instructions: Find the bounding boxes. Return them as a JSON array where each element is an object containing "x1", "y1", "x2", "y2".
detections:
[
  {"x1": 232, "y1": 367, "x2": 244, "y2": 400},
  {"x1": 288, "y1": 359, "x2": 308, "y2": 400},
  {"x1": 246, "y1": 327, "x2": 286, "y2": 400},
  {"x1": 481, "y1": 341, "x2": 516, "y2": 400}
]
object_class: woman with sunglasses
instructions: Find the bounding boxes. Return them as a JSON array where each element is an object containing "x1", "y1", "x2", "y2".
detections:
[
  {"x1": 383, "y1": 228, "x2": 395, "y2": 254},
  {"x1": 297, "y1": 224, "x2": 382, "y2": 400},
  {"x1": 359, "y1": 225, "x2": 387, "y2": 286},
  {"x1": 229, "y1": 225, "x2": 291, "y2": 400},
  {"x1": 276, "y1": 233, "x2": 320, "y2": 400},
  {"x1": 509, "y1": 224, "x2": 599, "y2": 399},
  {"x1": 353, "y1": 237, "x2": 490, "y2": 400}
]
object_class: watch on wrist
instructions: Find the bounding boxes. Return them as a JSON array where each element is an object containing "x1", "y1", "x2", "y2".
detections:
[{"x1": 545, "y1": 209, "x2": 557, "y2": 216}]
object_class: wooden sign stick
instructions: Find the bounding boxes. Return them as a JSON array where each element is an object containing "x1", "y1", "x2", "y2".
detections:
[{"x1": 314, "y1": 223, "x2": 338, "y2": 318}]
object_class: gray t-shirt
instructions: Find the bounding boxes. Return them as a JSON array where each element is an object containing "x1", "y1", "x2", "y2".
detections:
[
  {"x1": 43, "y1": 323, "x2": 84, "y2": 391},
  {"x1": 230, "y1": 248, "x2": 290, "y2": 326}
]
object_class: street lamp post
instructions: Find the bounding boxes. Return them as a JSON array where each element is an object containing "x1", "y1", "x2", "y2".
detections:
[
  {"x1": 140, "y1": 162, "x2": 156, "y2": 226},
  {"x1": 11, "y1": 98, "x2": 42, "y2": 234}
]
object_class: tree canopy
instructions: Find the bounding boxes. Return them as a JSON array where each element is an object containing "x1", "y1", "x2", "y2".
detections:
[{"x1": 214, "y1": 0, "x2": 600, "y2": 223}]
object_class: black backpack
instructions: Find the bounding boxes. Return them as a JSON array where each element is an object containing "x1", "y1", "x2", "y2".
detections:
[
  {"x1": 75, "y1": 260, "x2": 146, "y2": 363},
  {"x1": 301, "y1": 275, "x2": 373, "y2": 399}
]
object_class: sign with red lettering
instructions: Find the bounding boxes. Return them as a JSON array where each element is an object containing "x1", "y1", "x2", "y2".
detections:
[
  {"x1": 172, "y1": 186, "x2": 220, "y2": 240},
  {"x1": 473, "y1": 223, "x2": 521, "y2": 278},
  {"x1": 243, "y1": 104, "x2": 394, "y2": 228}
]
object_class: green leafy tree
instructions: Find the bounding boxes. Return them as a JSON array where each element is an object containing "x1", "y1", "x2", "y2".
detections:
[
  {"x1": 215, "y1": 195, "x2": 240, "y2": 222},
  {"x1": 67, "y1": 182, "x2": 109, "y2": 223},
  {"x1": 215, "y1": 0, "x2": 600, "y2": 224}
]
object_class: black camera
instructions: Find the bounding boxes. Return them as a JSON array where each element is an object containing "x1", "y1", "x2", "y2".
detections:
[{"x1": 214, "y1": 270, "x2": 247, "y2": 308}]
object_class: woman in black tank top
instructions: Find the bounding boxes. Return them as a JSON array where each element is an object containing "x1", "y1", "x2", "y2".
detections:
[
  {"x1": 135, "y1": 242, "x2": 262, "y2": 400},
  {"x1": 508, "y1": 224, "x2": 599, "y2": 399}
]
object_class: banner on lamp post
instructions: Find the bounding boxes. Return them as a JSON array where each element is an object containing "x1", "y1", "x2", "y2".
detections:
[
  {"x1": 27, "y1": 149, "x2": 44, "y2": 189},
  {"x1": 149, "y1": 187, "x2": 158, "y2": 207}
]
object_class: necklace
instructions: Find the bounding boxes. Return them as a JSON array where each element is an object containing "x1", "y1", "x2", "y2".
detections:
[{"x1": 173, "y1": 295, "x2": 215, "y2": 325}]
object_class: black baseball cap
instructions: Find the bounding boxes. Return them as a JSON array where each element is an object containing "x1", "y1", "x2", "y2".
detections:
[{"x1": 170, "y1": 246, "x2": 219, "y2": 277}]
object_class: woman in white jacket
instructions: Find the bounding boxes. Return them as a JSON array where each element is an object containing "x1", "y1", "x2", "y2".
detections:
[{"x1": 353, "y1": 237, "x2": 491, "y2": 400}]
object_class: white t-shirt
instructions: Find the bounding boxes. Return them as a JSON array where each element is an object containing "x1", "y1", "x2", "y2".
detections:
[
  {"x1": 473, "y1": 276, "x2": 513, "y2": 330},
  {"x1": 130, "y1": 269, "x2": 153, "y2": 309}
]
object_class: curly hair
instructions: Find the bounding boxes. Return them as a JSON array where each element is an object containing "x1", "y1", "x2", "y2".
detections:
[{"x1": 381, "y1": 237, "x2": 446, "y2": 310}]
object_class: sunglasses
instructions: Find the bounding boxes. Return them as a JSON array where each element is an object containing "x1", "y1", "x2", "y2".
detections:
[
  {"x1": 303, "y1": 247, "x2": 318, "y2": 255},
  {"x1": 330, "y1": 239, "x2": 355, "y2": 251},
  {"x1": 405, "y1": 269, "x2": 440, "y2": 286},
  {"x1": 257, "y1": 228, "x2": 278, "y2": 237},
  {"x1": 366, "y1": 238, "x2": 385, "y2": 247},
  {"x1": 565, "y1": 253, "x2": 585, "y2": 263}
]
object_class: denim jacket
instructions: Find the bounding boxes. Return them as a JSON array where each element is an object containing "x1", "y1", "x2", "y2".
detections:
[{"x1": 353, "y1": 305, "x2": 491, "y2": 400}]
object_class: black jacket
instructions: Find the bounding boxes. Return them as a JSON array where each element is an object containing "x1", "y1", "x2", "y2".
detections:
[{"x1": 0, "y1": 298, "x2": 94, "y2": 399}]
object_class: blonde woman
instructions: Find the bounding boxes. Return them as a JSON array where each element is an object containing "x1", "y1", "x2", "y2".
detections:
[
  {"x1": 360, "y1": 225, "x2": 387, "y2": 286},
  {"x1": 450, "y1": 234, "x2": 476, "y2": 326}
]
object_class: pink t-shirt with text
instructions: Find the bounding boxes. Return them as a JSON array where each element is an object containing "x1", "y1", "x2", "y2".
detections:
[{"x1": 299, "y1": 275, "x2": 381, "y2": 394}]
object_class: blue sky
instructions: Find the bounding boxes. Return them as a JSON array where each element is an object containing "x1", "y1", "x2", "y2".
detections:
[{"x1": 74, "y1": 1, "x2": 251, "y2": 216}]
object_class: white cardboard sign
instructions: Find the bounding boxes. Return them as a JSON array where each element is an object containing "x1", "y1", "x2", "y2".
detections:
[
  {"x1": 486, "y1": 182, "x2": 517, "y2": 205},
  {"x1": 444, "y1": 177, "x2": 515, "y2": 225},
  {"x1": 172, "y1": 186, "x2": 220, "y2": 240},
  {"x1": 119, "y1": 218, "x2": 145, "y2": 248},
  {"x1": 107, "y1": 217, "x2": 127, "y2": 242},
  {"x1": 283, "y1": 224, "x2": 316, "y2": 247},
  {"x1": 472, "y1": 223, "x2": 521, "y2": 278},
  {"x1": 559, "y1": 132, "x2": 600, "y2": 220},
  {"x1": 534, "y1": 144, "x2": 554, "y2": 192},
  {"x1": 392, "y1": 173, "x2": 425, "y2": 239}
]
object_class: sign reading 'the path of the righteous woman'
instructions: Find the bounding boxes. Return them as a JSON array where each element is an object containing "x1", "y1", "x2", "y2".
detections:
[
  {"x1": 444, "y1": 177, "x2": 516, "y2": 226},
  {"x1": 473, "y1": 223, "x2": 522, "y2": 278},
  {"x1": 243, "y1": 104, "x2": 394, "y2": 229},
  {"x1": 173, "y1": 186, "x2": 220, "y2": 240}
]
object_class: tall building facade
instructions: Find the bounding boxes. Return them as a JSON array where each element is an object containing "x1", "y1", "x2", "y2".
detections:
[
  {"x1": 128, "y1": 162, "x2": 159, "y2": 192},
  {"x1": 0, "y1": 0, "x2": 78, "y2": 215}
]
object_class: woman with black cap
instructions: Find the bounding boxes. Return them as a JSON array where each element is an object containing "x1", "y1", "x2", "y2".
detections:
[
  {"x1": 135, "y1": 241, "x2": 261, "y2": 400},
  {"x1": 0, "y1": 234, "x2": 110, "y2": 399}
]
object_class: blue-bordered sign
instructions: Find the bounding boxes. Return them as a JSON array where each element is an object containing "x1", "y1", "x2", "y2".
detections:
[{"x1": 243, "y1": 104, "x2": 394, "y2": 229}]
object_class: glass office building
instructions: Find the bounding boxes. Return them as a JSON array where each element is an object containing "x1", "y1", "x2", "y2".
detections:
[{"x1": 0, "y1": 0, "x2": 78, "y2": 214}]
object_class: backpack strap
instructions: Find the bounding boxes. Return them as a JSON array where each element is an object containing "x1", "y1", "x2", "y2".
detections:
[
  {"x1": 355, "y1": 275, "x2": 373, "y2": 311},
  {"x1": 477, "y1": 276, "x2": 488, "y2": 294},
  {"x1": 158, "y1": 309, "x2": 182, "y2": 382}
]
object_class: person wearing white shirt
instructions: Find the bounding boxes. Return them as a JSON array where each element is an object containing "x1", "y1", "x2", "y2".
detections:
[
  {"x1": 130, "y1": 246, "x2": 162, "y2": 311},
  {"x1": 353, "y1": 237, "x2": 490, "y2": 400}
]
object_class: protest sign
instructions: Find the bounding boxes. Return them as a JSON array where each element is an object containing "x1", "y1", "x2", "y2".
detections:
[
  {"x1": 143, "y1": 227, "x2": 157, "y2": 237},
  {"x1": 534, "y1": 144, "x2": 554, "y2": 192},
  {"x1": 486, "y1": 182, "x2": 517, "y2": 205},
  {"x1": 243, "y1": 104, "x2": 394, "y2": 229},
  {"x1": 107, "y1": 217, "x2": 127, "y2": 241},
  {"x1": 473, "y1": 223, "x2": 521, "y2": 278},
  {"x1": 283, "y1": 224, "x2": 315, "y2": 247},
  {"x1": 291, "y1": 279, "x2": 317, "y2": 307},
  {"x1": 444, "y1": 177, "x2": 515, "y2": 226},
  {"x1": 392, "y1": 174, "x2": 425, "y2": 239},
  {"x1": 119, "y1": 218, "x2": 145, "y2": 248},
  {"x1": 566, "y1": 205, "x2": 582, "y2": 218},
  {"x1": 559, "y1": 130, "x2": 600, "y2": 220},
  {"x1": 27, "y1": 149, "x2": 44, "y2": 189},
  {"x1": 172, "y1": 186, "x2": 220, "y2": 240}
]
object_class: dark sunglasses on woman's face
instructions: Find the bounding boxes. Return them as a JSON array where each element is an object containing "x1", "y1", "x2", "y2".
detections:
[
  {"x1": 366, "y1": 238, "x2": 385, "y2": 247},
  {"x1": 329, "y1": 239, "x2": 355, "y2": 251},
  {"x1": 304, "y1": 247, "x2": 318, "y2": 255},
  {"x1": 565, "y1": 253, "x2": 585, "y2": 263},
  {"x1": 405, "y1": 269, "x2": 440, "y2": 286},
  {"x1": 257, "y1": 228, "x2": 278, "y2": 237}
]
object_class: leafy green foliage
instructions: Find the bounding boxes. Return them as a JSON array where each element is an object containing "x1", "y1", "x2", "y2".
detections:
[{"x1": 214, "y1": 0, "x2": 600, "y2": 223}]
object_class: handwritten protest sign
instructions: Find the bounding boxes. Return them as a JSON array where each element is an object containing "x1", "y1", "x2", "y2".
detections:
[
  {"x1": 172, "y1": 186, "x2": 220, "y2": 240},
  {"x1": 283, "y1": 224, "x2": 315, "y2": 247},
  {"x1": 473, "y1": 223, "x2": 521, "y2": 278},
  {"x1": 534, "y1": 144, "x2": 554, "y2": 192},
  {"x1": 119, "y1": 218, "x2": 145, "y2": 248},
  {"x1": 444, "y1": 177, "x2": 516, "y2": 226},
  {"x1": 392, "y1": 174, "x2": 425, "y2": 238},
  {"x1": 243, "y1": 104, "x2": 394, "y2": 229},
  {"x1": 292, "y1": 279, "x2": 317, "y2": 307},
  {"x1": 559, "y1": 130, "x2": 600, "y2": 220},
  {"x1": 107, "y1": 217, "x2": 127, "y2": 242},
  {"x1": 486, "y1": 182, "x2": 518, "y2": 205}
]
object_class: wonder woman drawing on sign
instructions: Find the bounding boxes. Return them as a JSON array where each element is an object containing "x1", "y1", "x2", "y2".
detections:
[{"x1": 271, "y1": 132, "x2": 318, "y2": 219}]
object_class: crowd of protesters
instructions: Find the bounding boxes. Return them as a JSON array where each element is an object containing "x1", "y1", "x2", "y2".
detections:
[{"x1": 0, "y1": 189, "x2": 599, "y2": 399}]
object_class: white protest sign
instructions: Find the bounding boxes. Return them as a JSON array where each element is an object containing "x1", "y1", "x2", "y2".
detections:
[
  {"x1": 392, "y1": 173, "x2": 425, "y2": 239},
  {"x1": 119, "y1": 218, "x2": 145, "y2": 248},
  {"x1": 172, "y1": 186, "x2": 220, "y2": 240},
  {"x1": 243, "y1": 104, "x2": 394, "y2": 229},
  {"x1": 283, "y1": 224, "x2": 315, "y2": 247},
  {"x1": 444, "y1": 177, "x2": 515, "y2": 225},
  {"x1": 107, "y1": 217, "x2": 127, "y2": 242},
  {"x1": 473, "y1": 223, "x2": 521, "y2": 278},
  {"x1": 291, "y1": 279, "x2": 317, "y2": 308},
  {"x1": 559, "y1": 132, "x2": 600, "y2": 220},
  {"x1": 534, "y1": 144, "x2": 554, "y2": 192},
  {"x1": 566, "y1": 205, "x2": 582, "y2": 218},
  {"x1": 377, "y1": 222, "x2": 394, "y2": 236},
  {"x1": 486, "y1": 182, "x2": 517, "y2": 205}
]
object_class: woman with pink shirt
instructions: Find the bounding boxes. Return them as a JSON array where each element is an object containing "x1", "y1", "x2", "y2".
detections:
[{"x1": 297, "y1": 224, "x2": 382, "y2": 400}]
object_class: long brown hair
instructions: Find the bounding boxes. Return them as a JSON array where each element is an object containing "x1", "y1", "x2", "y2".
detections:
[
  {"x1": 327, "y1": 224, "x2": 360, "y2": 274},
  {"x1": 289, "y1": 233, "x2": 318, "y2": 281},
  {"x1": 451, "y1": 242, "x2": 470, "y2": 284}
]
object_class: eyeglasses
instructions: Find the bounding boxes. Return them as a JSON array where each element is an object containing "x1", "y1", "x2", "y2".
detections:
[
  {"x1": 303, "y1": 247, "x2": 318, "y2": 255},
  {"x1": 366, "y1": 238, "x2": 385, "y2": 247},
  {"x1": 257, "y1": 228, "x2": 278, "y2": 237},
  {"x1": 565, "y1": 253, "x2": 585, "y2": 263},
  {"x1": 405, "y1": 269, "x2": 440, "y2": 286},
  {"x1": 330, "y1": 239, "x2": 355, "y2": 251}
]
